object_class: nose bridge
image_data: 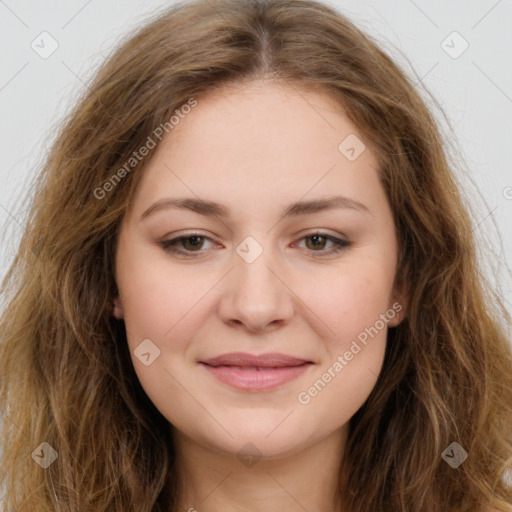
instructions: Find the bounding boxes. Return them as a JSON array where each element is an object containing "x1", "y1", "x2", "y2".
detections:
[{"x1": 235, "y1": 235, "x2": 278, "y2": 291}]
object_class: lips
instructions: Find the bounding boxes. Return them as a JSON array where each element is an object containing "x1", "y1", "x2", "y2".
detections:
[
  {"x1": 199, "y1": 352, "x2": 314, "y2": 391},
  {"x1": 199, "y1": 352, "x2": 311, "y2": 368}
]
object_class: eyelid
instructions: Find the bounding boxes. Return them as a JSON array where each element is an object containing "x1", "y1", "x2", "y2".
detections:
[{"x1": 296, "y1": 228, "x2": 347, "y2": 240}]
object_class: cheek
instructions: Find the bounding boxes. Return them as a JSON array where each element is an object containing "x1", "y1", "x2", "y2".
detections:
[
  {"x1": 295, "y1": 270, "x2": 391, "y2": 422},
  {"x1": 118, "y1": 251, "x2": 212, "y2": 353},
  {"x1": 117, "y1": 257, "x2": 204, "y2": 411},
  {"x1": 302, "y1": 265, "x2": 394, "y2": 414},
  {"x1": 303, "y1": 262, "x2": 395, "y2": 348}
]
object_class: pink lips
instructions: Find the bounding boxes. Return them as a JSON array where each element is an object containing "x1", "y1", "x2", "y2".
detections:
[{"x1": 199, "y1": 352, "x2": 314, "y2": 391}]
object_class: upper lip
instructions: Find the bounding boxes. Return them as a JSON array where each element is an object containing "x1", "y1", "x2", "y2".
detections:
[{"x1": 199, "y1": 352, "x2": 312, "y2": 368}]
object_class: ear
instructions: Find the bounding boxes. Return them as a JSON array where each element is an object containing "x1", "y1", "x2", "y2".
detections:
[
  {"x1": 112, "y1": 296, "x2": 124, "y2": 319},
  {"x1": 387, "y1": 278, "x2": 409, "y2": 328},
  {"x1": 387, "y1": 295, "x2": 406, "y2": 328}
]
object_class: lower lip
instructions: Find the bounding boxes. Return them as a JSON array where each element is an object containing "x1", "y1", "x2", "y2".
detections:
[{"x1": 200, "y1": 363, "x2": 313, "y2": 391}]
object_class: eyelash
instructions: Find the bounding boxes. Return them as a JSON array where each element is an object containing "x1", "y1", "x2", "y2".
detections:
[{"x1": 159, "y1": 232, "x2": 352, "y2": 259}]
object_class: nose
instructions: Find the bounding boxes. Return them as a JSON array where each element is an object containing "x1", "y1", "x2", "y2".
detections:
[{"x1": 217, "y1": 242, "x2": 295, "y2": 333}]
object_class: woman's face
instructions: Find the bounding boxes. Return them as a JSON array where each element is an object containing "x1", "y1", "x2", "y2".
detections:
[{"x1": 114, "y1": 80, "x2": 405, "y2": 460}]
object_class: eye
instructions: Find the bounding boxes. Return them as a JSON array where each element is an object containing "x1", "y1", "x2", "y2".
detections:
[
  {"x1": 293, "y1": 232, "x2": 352, "y2": 258},
  {"x1": 159, "y1": 231, "x2": 352, "y2": 258},
  {"x1": 160, "y1": 233, "x2": 215, "y2": 258}
]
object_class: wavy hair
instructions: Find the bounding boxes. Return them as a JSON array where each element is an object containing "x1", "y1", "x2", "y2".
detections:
[{"x1": 1, "y1": 0, "x2": 511, "y2": 510}]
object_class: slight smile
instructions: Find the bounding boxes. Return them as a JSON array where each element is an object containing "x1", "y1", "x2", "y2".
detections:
[{"x1": 198, "y1": 352, "x2": 315, "y2": 392}]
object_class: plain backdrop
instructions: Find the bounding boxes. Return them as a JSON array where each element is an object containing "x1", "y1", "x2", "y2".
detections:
[{"x1": 0, "y1": 0, "x2": 511, "y2": 318}]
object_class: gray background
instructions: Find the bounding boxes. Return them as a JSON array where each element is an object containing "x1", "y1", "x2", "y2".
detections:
[{"x1": 0, "y1": 0, "x2": 511, "y2": 318}]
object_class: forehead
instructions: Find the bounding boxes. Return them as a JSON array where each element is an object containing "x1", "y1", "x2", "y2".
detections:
[
  {"x1": 167, "y1": 79, "x2": 364, "y2": 156},
  {"x1": 126, "y1": 80, "x2": 384, "y2": 221}
]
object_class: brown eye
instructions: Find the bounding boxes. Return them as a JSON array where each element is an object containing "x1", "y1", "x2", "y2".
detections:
[
  {"x1": 180, "y1": 235, "x2": 205, "y2": 251},
  {"x1": 160, "y1": 233, "x2": 215, "y2": 257},
  {"x1": 304, "y1": 234, "x2": 329, "y2": 251},
  {"x1": 295, "y1": 232, "x2": 352, "y2": 258}
]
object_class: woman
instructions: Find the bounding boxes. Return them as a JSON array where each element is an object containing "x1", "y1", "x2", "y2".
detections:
[{"x1": 1, "y1": 0, "x2": 511, "y2": 510}]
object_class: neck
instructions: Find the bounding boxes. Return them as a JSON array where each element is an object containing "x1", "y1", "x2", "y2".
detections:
[{"x1": 172, "y1": 426, "x2": 348, "y2": 512}]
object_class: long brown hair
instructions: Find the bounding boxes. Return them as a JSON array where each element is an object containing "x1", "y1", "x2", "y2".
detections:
[{"x1": 1, "y1": 0, "x2": 511, "y2": 510}]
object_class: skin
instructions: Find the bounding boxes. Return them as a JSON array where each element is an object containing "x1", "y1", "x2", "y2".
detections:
[{"x1": 113, "y1": 79, "x2": 407, "y2": 512}]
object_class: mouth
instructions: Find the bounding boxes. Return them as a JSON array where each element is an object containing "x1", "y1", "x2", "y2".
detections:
[{"x1": 198, "y1": 352, "x2": 314, "y2": 391}]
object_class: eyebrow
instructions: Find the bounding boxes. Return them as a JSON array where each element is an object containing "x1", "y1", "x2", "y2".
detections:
[{"x1": 140, "y1": 195, "x2": 371, "y2": 222}]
